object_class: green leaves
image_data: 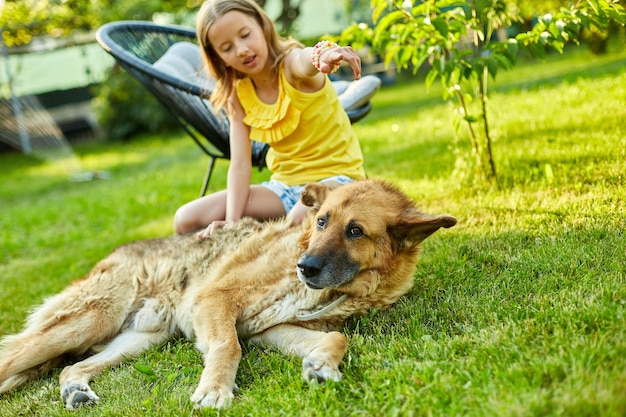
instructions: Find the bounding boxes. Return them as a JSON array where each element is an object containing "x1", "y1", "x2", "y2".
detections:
[
  {"x1": 0, "y1": 0, "x2": 198, "y2": 47},
  {"x1": 359, "y1": 0, "x2": 626, "y2": 89},
  {"x1": 134, "y1": 363, "x2": 157, "y2": 381},
  {"x1": 514, "y1": 0, "x2": 626, "y2": 59}
]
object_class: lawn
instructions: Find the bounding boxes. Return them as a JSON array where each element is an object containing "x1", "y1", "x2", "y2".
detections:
[{"x1": 0, "y1": 45, "x2": 625, "y2": 416}]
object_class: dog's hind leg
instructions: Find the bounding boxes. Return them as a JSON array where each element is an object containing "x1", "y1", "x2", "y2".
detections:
[
  {"x1": 0, "y1": 304, "x2": 128, "y2": 395},
  {"x1": 249, "y1": 324, "x2": 347, "y2": 383},
  {"x1": 0, "y1": 355, "x2": 64, "y2": 395},
  {"x1": 0, "y1": 266, "x2": 136, "y2": 395},
  {"x1": 59, "y1": 328, "x2": 169, "y2": 410}
]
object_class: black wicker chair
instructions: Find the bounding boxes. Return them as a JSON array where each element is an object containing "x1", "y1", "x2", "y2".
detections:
[{"x1": 96, "y1": 20, "x2": 381, "y2": 196}]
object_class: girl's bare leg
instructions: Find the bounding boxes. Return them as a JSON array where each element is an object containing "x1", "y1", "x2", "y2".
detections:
[{"x1": 173, "y1": 186, "x2": 285, "y2": 234}]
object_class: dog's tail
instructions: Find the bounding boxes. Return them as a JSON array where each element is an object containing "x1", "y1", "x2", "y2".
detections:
[{"x1": 0, "y1": 352, "x2": 64, "y2": 394}]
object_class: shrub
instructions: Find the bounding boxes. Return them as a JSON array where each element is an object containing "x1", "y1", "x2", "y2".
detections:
[{"x1": 92, "y1": 64, "x2": 179, "y2": 140}]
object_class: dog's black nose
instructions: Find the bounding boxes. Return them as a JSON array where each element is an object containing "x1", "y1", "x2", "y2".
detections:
[
  {"x1": 297, "y1": 263, "x2": 320, "y2": 279},
  {"x1": 297, "y1": 254, "x2": 323, "y2": 279}
]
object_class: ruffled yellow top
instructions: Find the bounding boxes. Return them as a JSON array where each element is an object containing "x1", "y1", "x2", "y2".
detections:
[{"x1": 236, "y1": 66, "x2": 365, "y2": 186}]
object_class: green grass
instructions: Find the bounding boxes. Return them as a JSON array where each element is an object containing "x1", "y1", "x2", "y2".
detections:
[{"x1": 1, "y1": 45, "x2": 625, "y2": 416}]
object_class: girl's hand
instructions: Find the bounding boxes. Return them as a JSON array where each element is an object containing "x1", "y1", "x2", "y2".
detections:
[
  {"x1": 196, "y1": 220, "x2": 232, "y2": 240},
  {"x1": 318, "y1": 45, "x2": 361, "y2": 80}
]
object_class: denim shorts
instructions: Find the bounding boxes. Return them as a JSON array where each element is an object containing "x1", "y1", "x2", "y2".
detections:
[{"x1": 261, "y1": 175, "x2": 354, "y2": 213}]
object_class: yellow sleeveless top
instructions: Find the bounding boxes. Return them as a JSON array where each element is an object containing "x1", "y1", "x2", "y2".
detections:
[{"x1": 236, "y1": 67, "x2": 365, "y2": 186}]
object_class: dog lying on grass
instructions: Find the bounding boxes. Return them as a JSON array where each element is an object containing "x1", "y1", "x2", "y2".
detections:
[{"x1": 0, "y1": 179, "x2": 456, "y2": 409}]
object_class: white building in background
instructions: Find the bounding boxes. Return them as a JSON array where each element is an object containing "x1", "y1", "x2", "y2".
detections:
[{"x1": 0, "y1": 39, "x2": 113, "y2": 139}]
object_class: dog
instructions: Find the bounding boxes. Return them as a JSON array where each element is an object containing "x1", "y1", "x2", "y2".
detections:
[{"x1": 0, "y1": 179, "x2": 456, "y2": 410}]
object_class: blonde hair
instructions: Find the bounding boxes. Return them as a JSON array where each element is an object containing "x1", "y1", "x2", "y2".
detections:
[{"x1": 196, "y1": 0, "x2": 302, "y2": 112}]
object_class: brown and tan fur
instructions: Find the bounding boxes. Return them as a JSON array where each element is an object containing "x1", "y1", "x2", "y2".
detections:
[{"x1": 0, "y1": 179, "x2": 456, "y2": 410}]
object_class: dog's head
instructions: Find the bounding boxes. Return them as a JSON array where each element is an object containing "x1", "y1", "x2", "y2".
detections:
[{"x1": 297, "y1": 179, "x2": 457, "y2": 298}]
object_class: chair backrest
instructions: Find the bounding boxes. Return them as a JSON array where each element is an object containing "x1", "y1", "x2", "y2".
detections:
[{"x1": 96, "y1": 21, "x2": 233, "y2": 159}]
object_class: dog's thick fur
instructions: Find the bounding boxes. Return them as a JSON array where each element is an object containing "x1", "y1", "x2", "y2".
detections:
[{"x1": 0, "y1": 179, "x2": 456, "y2": 409}]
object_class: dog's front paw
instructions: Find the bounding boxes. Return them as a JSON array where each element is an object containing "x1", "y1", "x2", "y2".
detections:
[
  {"x1": 61, "y1": 383, "x2": 100, "y2": 410},
  {"x1": 191, "y1": 384, "x2": 236, "y2": 409},
  {"x1": 302, "y1": 356, "x2": 343, "y2": 383}
]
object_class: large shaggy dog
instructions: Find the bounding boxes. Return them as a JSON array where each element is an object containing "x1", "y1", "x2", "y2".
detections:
[{"x1": 0, "y1": 179, "x2": 456, "y2": 409}]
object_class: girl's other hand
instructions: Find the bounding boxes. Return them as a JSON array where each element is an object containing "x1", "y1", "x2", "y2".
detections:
[{"x1": 196, "y1": 220, "x2": 232, "y2": 240}]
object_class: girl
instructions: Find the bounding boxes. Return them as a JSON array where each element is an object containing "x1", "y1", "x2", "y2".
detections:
[{"x1": 174, "y1": 0, "x2": 366, "y2": 239}]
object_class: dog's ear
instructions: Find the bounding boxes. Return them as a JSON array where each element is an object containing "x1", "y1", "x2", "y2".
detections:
[
  {"x1": 388, "y1": 210, "x2": 457, "y2": 252},
  {"x1": 300, "y1": 182, "x2": 341, "y2": 208},
  {"x1": 298, "y1": 182, "x2": 342, "y2": 249}
]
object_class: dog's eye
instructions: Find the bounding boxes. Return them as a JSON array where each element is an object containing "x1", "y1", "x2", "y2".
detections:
[
  {"x1": 347, "y1": 226, "x2": 363, "y2": 238},
  {"x1": 316, "y1": 218, "x2": 326, "y2": 229}
]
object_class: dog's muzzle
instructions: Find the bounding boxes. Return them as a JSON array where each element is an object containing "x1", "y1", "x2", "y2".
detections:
[
  {"x1": 297, "y1": 253, "x2": 359, "y2": 290},
  {"x1": 297, "y1": 254, "x2": 324, "y2": 289}
]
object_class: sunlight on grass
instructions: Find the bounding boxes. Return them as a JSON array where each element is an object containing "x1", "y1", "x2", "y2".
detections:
[
  {"x1": 18, "y1": 147, "x2": 151, "y2": 179},
  {"x1": 77, "y1": 148, "x2": 152, "y2": 170},
  {"x1": 133, "y1": 217, "x2": 176, "y2": 237}
]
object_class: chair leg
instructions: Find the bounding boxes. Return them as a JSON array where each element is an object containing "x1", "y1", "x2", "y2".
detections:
[{"x1": 200, "y1": 156, "x2": 217, "y2": 197}]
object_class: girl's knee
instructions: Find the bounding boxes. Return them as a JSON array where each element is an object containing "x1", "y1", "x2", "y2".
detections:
[
  {"x1": 173, "y1": 202, "x2": 204, "y2": 235},
  {"x1": 173, "y1": 206, "x2": 193, "y2": 235},
  {"x1": 173, "y1": 193, "x2": 226, "y2": 235}
]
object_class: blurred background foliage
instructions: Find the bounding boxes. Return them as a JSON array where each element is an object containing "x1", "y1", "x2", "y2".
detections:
[
  {"x1": 1, "y1": 0, "x2": 202, "y2": 47},
  {"x1": 1, "y1": 0, "x2": 624, "y2": 140},
  {"x1": 0, "y1": 0, "x2": 323, "y2": 139}
]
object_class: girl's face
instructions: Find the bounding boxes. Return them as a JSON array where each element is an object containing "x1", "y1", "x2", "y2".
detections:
[{"x1": 208, "y1": 10, "x2": 269, "y2": 75}]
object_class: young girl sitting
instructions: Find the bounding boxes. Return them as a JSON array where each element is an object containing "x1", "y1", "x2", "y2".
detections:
[{"x1": 173, "y1": 0, "x2": 366, "y2": 239}]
